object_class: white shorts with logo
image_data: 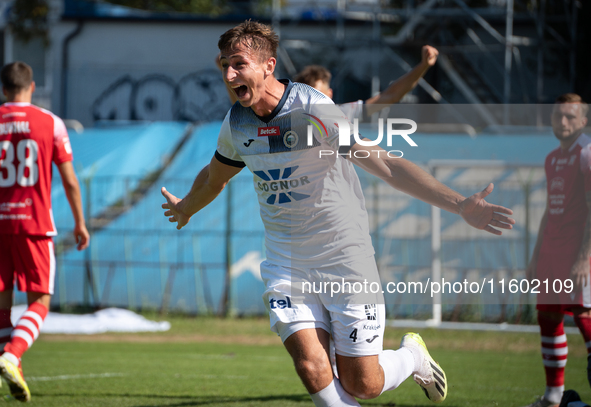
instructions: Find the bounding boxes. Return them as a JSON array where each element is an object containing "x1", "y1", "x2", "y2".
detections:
[{"x1": 261, "y1": 256, "x2": 385, "y2": 357}]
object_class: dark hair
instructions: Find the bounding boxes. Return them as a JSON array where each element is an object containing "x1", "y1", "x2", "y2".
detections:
[
  {"x1": 294, "y1": 65, "x2": 331, "y2": 87},
  {"x1": 555, "y1": 93, "x2": 589, "y2": 117},
  {"x1": 218, "y1": 20, "x2": 279, "y2": 61},
  {"x1": 1, "y1": 62, "x2": 33, "y2": 93}
]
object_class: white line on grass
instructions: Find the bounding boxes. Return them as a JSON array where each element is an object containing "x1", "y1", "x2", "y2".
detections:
[{"x1": 27, "y1": 373, "x2": 126, "y2": 382}]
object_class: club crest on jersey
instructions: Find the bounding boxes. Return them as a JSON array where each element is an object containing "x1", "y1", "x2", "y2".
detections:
[
  {"x1": 258, "y1": 126, "x2": 280, "y2": 137},
  {"x1": 283, "y1": 131, "x2": 299, "y2": 148},
  {"x1": 550, "y1": 177, "x2": 565, "y2": 191},
  {"x1": 365, "y1": 304, "x2": 377, "y2": 321}
]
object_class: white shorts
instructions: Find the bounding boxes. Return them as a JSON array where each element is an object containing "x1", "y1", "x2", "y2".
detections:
[{"x1": 261, "y1": 256, "x2": 385, "y2": 357}]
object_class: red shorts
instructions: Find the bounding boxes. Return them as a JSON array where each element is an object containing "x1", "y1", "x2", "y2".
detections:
[
  {"x1": 0, "y1": 235, "x2": 55, "y2": 294},
  {"x1": 536, "y1": 248, "x2": 591, "y2": 314}
]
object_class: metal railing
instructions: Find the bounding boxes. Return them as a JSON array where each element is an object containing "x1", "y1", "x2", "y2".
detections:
[{"x1": 49, "y1": 162, "x2": 545, "y2": 322}]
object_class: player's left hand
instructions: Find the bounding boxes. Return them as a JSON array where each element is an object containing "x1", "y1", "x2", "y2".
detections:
[
  {"x1": 458, "y1": 183, "x2": 515, "y2": 235},
  {"x1": 421, "y1": 45, "x2": 439, "y2": 67},
  {"x1": 74, "y1": 224, "x2": 90, "y2": 251},
  {"x1": 570, "y1": 258, "x2": 590, "y2": 289}
]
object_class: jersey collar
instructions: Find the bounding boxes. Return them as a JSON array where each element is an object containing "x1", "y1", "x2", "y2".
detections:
[
  {"x1": 3, "y1": 102, "x2": 31, "y2": 106},
  {"x1": 254, "y1": 79, "x2": 293, "y2": 124}
]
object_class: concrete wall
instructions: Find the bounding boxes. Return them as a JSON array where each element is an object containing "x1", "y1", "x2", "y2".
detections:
[{"x1": 51, "y1": 20, "x2": 238, "y2": 125}]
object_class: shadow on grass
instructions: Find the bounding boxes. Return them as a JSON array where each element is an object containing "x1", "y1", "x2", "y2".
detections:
[{"x1": 33, "y1": 392, "x2": 458, "y2": 406}]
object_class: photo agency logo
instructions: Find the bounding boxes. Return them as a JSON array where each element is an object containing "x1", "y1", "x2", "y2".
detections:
[{"x1": 304, "y1": 114, "x2": 419, "y2": 159}]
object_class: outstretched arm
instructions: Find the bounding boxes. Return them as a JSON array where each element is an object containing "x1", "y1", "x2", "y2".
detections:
[
  {"x1": 364, "y1": 45, "x2": 438, "y2": 116},
  {"x1": 349, "y1": 143, "x2": 514, "y2": 235},
  {"x1": 57, "y1": 161, "x2": 89, "y2": 250},
  {"x1": 161, "y1": 155, "x2": 243, "y2": 230}
]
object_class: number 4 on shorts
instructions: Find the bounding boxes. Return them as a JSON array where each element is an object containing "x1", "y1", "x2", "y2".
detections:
[{"x1": 349, "y1": 328, "x2": 357, "y2": 342}]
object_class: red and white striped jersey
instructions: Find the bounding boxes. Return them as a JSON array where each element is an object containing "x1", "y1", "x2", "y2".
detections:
[
  {"x1": 0, "y1": 103, "x2": 73, "y2": 236},
  {"x1": 541, "y1": 133, "x2": 591, "y2": 252}
]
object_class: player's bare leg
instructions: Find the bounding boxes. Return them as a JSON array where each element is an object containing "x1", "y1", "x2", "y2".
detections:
[
  {"x1": 284, "y1": 328, "x2": 361, "y2": 406},
  {"x1": 336, "y1": 354, "x2": 383, "y2": 399},
  {"x1": 338, "y1": 333, "x2": 446, "y2": 403}
]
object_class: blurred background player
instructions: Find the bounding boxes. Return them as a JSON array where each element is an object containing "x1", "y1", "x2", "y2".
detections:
[
  {"x1": 164, "y1": 20, "x2": 514, "y2": 407},
  {"x1": 293, "y1": 45, "x2": 438, "y2": 119},
  {"x1": 525, "y1": 93, "x2": 591, "y2": 407},
  {"x1": 0, "y1": 62, "x2": 89, "y2": 402},
  {"x1": 216, "y1": 45, "x2": 439, "y2": 119}
]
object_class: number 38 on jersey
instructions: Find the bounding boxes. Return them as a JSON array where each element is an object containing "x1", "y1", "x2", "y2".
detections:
[{"x1": 0, "y1": 139, "x2": 39, "y2": 187}]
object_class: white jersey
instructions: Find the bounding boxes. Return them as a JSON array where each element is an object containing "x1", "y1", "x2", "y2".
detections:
[{"x1": 216, "y1": 80, "x2": 374, "y2": 267}]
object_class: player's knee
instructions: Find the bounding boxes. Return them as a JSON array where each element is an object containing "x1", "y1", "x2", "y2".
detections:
[
  {"x1": 294, "y1": 358, "x2": 330, "y2": 387},
  {"x1": 339, "y1": 373, "x2": 382, "y2": 399}
]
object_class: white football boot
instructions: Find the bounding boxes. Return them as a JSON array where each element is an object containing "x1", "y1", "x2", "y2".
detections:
[{"x1": 400, "y1": 332, "x2": 447, "y2": 403}]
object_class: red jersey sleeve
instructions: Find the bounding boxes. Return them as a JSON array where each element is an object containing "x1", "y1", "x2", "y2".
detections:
[
  {"x1": 580, "y1": 142, "x2": 591, "y2": 193},
  {"x1": 52, "y1": 115, "x2": 73, "y2": 165}
]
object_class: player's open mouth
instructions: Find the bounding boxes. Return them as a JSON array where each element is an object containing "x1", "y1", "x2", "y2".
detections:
[{"x1": 234, "y1": 85, "x2": 248, "y2": 99}]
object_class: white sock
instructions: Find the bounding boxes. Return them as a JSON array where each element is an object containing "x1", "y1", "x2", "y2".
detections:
[
  {"x1": 2, "y1": 352, "x2": 19, "y2": 366},
  {"x1": 379, "y1": 348, "x2": 415, "y2": 394},
  {"x1": 309, "y1": 378, "x2": 361, "y2": 407},
  {"x1": 544, "y1": 385, "x2": 564, "y2": 404}
]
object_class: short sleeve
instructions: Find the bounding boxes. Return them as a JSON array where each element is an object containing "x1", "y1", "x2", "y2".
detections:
[
  {"x1": 215, "y1": 112, "x2": 245, "y2": 168},
  {"x1": 580, "y1": 142, "x2": 591, "y2": 193},
  {"x1": 52, "y1": 115, "x2": 73, "y2": 165},
  {"x1": 337, "y1": 100, "x2": 364, "y2": 123},
  {"x1": 308, "y1": 102, "x2": 356, "y2": 152}
]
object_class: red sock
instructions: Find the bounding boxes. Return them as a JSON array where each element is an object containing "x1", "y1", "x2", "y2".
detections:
[
  {"x1": 4, "y1": 302, "x2": 47, "y2": 359},
  {"x1": 574, "y1": 315, "x2": 591, "y2": 355},
  {"x1": 0, "y1": 309, "x2": 12, "y2": 353},
  {"x1": 538, "y1": 313, "x2": 567, "y2": 387}
]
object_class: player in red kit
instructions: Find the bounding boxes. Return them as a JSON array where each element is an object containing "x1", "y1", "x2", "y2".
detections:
[
  {"x1": 524, "y1": 93, "x2": 591, "y2": 407},
  {"x1": 0, "y1": 62, "x2": 89, "y2": 402}
]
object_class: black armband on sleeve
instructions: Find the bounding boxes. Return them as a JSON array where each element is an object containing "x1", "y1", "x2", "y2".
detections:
[{"x1": 214, "y1": 151, "x2": 246, "y2": 168}]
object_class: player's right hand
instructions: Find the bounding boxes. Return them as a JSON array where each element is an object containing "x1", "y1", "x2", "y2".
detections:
[{"x1": 161, "y1": 187, "x2": 191, "y2": 230}]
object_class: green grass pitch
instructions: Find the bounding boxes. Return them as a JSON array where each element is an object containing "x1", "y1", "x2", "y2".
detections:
[{"x1": 7, "y1": 316, "x2": 590, "y2": 406}]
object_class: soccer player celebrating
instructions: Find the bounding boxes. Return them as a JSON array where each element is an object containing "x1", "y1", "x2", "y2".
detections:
[
  {"x1": 0, "y1": 62, "x2": 89, "y2": 402},
  {"x1": 162, "y1": 20, "x2": 514, "y2": 406},
  {"x1": 524, "y1": 93, "x2": 591, "y2": 407}
]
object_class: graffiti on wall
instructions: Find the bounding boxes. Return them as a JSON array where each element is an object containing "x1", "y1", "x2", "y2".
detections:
[{"x1": 92, "y1": 69, "x2": 232, "y2": 122}]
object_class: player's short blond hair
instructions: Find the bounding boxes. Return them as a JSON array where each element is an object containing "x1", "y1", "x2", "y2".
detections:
[
  {"x1": 0, "y1": 61, "x2": 33, "y2": 93},
  {"x1": 294, "y1": 65, "x2": 331, "y2": 88},
  {"x1": 218, "y1": 20, "x2": 279, "y2": 62},
  {"x1": 555, "y1": 93, "x2": 589, "y2": 117}
]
